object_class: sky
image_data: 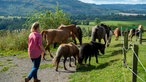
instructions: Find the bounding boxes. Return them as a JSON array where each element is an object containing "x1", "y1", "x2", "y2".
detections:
[{"x1": 78, "y1": 0, "x2": 146, "y2": 4}]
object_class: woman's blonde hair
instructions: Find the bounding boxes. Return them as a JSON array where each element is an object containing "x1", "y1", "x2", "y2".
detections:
[{"x1": 30, "y1": 22, "x2": 39, "y2": 32}]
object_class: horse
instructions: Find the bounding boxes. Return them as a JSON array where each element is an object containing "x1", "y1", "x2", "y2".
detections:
[
  {"x1": 128, "y1": 24, "x2": 144, "y2": 41},
  {"x1": 52, "y1": 42, "x2": 79, "y2": 71},
  {"x1": 57, "y1": 24, "x2": 82, "y2": 45},
  {"x1": 100, "y1": 24, "x2": 113, "y2": 47},
  {"x1": 41, "y1": 24, "x2": 77, "y2": 60},
  {"x1": 113, "y1": 27, "x2": 121, "y2": 40},
  {"x1": 78, "y1": 41, "x2": 105, "y2": 65},
  {"x1": 91, "y1": 25, "x2": 107, "y2": 47}
]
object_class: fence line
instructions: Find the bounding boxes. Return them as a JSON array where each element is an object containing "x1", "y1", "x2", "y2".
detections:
[
  {"x1": 120, "y1": 26, "x2": 145, "y2": 82},
  {"x1": 131, "y1": 47, "x2": 146, "y2": 72},
  {"x1": 122, "y1": 44, "x2": 145, "y2": 82},
  {"x1": 127, "y1": 66, "x2": 145, "y2": 82}
]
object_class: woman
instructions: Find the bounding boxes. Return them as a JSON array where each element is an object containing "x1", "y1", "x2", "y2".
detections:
[{"x1": 25, "y1": 22, "x2": 46, "y2": 82}]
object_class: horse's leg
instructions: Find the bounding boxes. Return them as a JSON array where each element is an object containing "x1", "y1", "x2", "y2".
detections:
[
  {"x1": 104, "y1": 34, "x2": 108, "y2": 47},
  {"x1": 53, "y1": 43, "x2": 57, "y2": 48},
  {"x1": 69, "y1": 57, "x2": 72, "y2": 67},
  {"x1": 46, "y1": 43, "x2": 54, "y2": 58},
  {"x1": 104, "y1": 38, "x2": 107, "y2": 47},
  {"x1": 73, "y1": 55, "x2": 76, "y2": 65},
  {"x1": 71, "y1": 34, "x2": 77, "y2": 44},
  {"x1": 95, "y1": 53, "x2": 98, "y2": 63},
  {"x1": 84, "y1": 56, "x2": 88, "y2": 65},
  {"x1": 88, "y1": 56, "x2": 91, "y2": 65},
  {"x1": 55, "y1": 58, "x2": 60, "y2": 71},
  {"x1": 98, "y1": 39, "x2": 101, "y2": 43},
  {"x1": 63, "y1": 57, "x2": 67, "y2": 70}
]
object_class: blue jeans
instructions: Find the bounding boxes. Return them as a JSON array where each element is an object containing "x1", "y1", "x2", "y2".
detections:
[{"x1": 27, "y1": 55, "x2": 41, "y2": 79}]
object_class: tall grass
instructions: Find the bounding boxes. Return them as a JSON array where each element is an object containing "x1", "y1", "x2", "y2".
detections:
[{"x1": 0, "y1": 30, "x2": 29, "y2": 51}]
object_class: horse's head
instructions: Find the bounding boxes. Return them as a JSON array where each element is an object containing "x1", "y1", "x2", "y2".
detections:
[
  {"x1": 69, "y1": 24, "x2": 77, "y2": 34},
  {"x1": 92, "y1": 41, "x2": 105, "y2": 55},
  {"x1": 78, "y1": 56, "x2": 84, "y2": 64},
  {"x1": 99, "y1": 44, "x2": 105, "y2": 55}
]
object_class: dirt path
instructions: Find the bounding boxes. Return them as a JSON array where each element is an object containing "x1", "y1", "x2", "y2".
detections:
[{"x1": 0, "y1": 56, "x2": 76, "y2": 82}]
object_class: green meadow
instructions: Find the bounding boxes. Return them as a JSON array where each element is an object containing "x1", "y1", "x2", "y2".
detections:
[
  {"x1": 69, "y1": 33, "x2": 146, "y2": 82},
  {"x1": 101, "y1": 20, "x2": 146, "y2": 28},
  {"x1": 69, "y1": 20, "x2": 146, "y2": 82}
]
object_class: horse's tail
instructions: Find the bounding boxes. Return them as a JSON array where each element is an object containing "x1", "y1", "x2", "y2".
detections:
[
  {"x1": 52, "y1": 56, "x2": 61, "y2": 66},
  {"x1": 76, "y1": 26, "x2": 82, "y2": 45},
  {"x1": 52, "y1": 46, "x2": 62, "y2": 66},
  {"x1": 41, "y1": 30, "x2": 47, "y2": 41}
]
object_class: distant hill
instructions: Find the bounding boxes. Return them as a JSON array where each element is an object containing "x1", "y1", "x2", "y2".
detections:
[{"x1": 0, "y1": 0, "x2": 146, "y2": 16}]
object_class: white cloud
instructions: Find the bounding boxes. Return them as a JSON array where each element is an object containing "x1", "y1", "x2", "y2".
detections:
[{"x1": 78, "y1": 0, "x2": 146, "y2": 4}]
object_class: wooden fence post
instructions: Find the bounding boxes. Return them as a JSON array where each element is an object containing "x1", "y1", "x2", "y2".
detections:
[
  {"x1": 139, "y1": 28, "x2": 142, "y2": 44},
  {"x1": 132, "y1": 44, "x2": 139, "y2": 82},
  {"x1": 124, "y1": 30, "x2": 128, "y2": 49},
  {"x1": 123, "y1": 30, "x2": 128, "y2": 67}
]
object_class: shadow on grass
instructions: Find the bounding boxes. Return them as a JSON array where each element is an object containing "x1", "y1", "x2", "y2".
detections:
[
  {"x1": 76, "y1": 59, "x2": 119, "y2": 72},
  {"x1": 100, "y1": 49, "x2": 122, "y2": 58}
]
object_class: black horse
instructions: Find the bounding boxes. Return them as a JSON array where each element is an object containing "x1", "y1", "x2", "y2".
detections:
[
  {"x1": 100, "y1": 24, "x2": 113, "y2": 47},
  {"x1": 78, "y1": 41, "x2": 105, "y2": 65},
  {"x1": 91, "y1": 24, "x2": 112, "y2": 47}
]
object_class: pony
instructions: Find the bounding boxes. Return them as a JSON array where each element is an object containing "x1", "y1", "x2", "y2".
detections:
[
  {"x1": 78, "y1": 41, "x2": 105, "y2": 65},
  {"x1": 52, "y1": 42, "x2": 79, "y2": 71},
  {"x1": 91, "y1": 25, "x2": 107, "y2": 47},
  {"x1": 100, "y1": 24, "x2": 113, "y2": 46},
  {"x1": 91, "y1": 24, "x2": 112, "y2": 47},
  {"x1": 128, "y1": 24, "x2": 144, "y2": 41},
  {"x1": 113, "y1": 27, "x2": 123, "y2": 41},
  {"x1": 53, "y1": 25, "x2": 82, "y2": 48},
  {"x1": 41, "y1": 24, "x2": 77, "y2": 59},
  {"x1": 57, "y1": 24, "x2": 82, "y2": 45}
]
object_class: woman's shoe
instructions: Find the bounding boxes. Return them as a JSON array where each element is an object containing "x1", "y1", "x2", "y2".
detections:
[
  {"x1": 34, "y1": 78, "x2": 41, "y2": 82},
  {"x1": 25, "y1": 78, "x2": 30, "y2": 82}
]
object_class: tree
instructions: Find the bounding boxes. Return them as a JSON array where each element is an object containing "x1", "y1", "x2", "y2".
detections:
[
  {"x1": 94, "y1": 18, "x2": 101, "y2": 25},
  {"x1": 24, "y1": 4, "x2": 70, "y2": 29},
  {"x1": 82, "y1": 19, "x2": 89, "y2": 25}
]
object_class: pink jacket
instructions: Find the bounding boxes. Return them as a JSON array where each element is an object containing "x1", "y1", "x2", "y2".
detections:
[{"x1": 28, "y1": 31, "x2": 43, "y2": 58}]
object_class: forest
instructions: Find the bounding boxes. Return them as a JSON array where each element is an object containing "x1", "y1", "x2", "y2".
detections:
[{"x1": 0, "y1": 14, "x2": 146, "y2": 30}]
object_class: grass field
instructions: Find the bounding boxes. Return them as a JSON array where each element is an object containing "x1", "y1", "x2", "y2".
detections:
[
  {"x1": 101, "y1": 20, "x2": 146, "y2": 28},
  {"x1": 69, "y1": 33, "x2": 146, "y2": 82},
  {"x1": 69, "y1": 20, "x2": 146, "y2": 82}
]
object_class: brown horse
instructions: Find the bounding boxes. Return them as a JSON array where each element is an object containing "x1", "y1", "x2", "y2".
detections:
[
  {"x1": 52, "y1": 42, "x2": 79, "y2": 71},
  {"x1": 41, "y1": 24, "x2": 77, "y2": 60},
  {"x1": 113, "y1": 27, "x2": 121, "y2": 40},
  {"x1": 57, "y1": 24, "x2": 82, "y2": 45}
]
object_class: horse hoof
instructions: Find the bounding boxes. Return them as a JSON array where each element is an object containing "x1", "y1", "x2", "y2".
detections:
[
  {"x1": 43, "y1": 57, "x2": 47, "y2": 61},
  {"x1": 69, "y1": 64, "x2": 72, "y2": 67},
  {"x1": 64, "y1": 68, "x2": 67, "y2": 70},
  {"x1": 56, "y1": 69, "x2": 58, "y2": 71},
  {"x1": 51, "y1": 56, "x2": 54, "y2": 58}
]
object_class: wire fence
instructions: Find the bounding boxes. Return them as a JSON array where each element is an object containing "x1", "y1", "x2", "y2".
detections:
[{"x1": 120, "y1": 27, "x2": 146, "y2": 82}]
